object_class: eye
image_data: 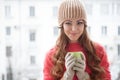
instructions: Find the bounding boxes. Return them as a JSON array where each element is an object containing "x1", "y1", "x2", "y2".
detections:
[
  {"x1": 65, "y1": 22, "x2": 72, "y2": 25},
  {"x1": 77, "y1": 21, "x2": 84, "y2": 25}
]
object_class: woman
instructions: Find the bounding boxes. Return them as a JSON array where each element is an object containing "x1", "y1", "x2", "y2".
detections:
[{"x1": 43, "y1": 0, "x2": 111, "y2": 80}]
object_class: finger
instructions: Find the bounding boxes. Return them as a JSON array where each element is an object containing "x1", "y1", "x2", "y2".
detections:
[
  {"x1": 74, "y1": 63, "x2": 85, "y2": 69},
  {"x1": 80, "y1": 52, "x2": 86, "y2": 61},
  {"x1": 65, "y1": 52, "x2": 71, "y2": 58},
  {"x1": 65, "y1": 52, "x2": 74, "y2": 61},
  {"x1": 65, "y1": 52, "x2": 71, "y2": 60},
  {"x1": 76, "y1": 58, "x2": 85, "y2": 65},
  {"x1": 66, "y1": 58, "x2": 76, "y2": 67},
  {"x1": 69, "y1": 61, "x2": 76, "y2": 69},
  {"x1": 66, "y1": 60, "x2": 76, "y2": 71},
  {"x1": 73, "y1": 66, "x2": 84, "y2": 72}
]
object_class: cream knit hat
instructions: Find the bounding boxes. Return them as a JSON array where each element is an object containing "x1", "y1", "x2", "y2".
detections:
[{"x1": 58, "y1": 0, "x2": 87, "y2": 26}]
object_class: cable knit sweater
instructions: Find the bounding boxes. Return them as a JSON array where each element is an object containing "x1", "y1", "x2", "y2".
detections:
[{"x1": 43, "y1": 42, "x2": 111, "y2": 80}]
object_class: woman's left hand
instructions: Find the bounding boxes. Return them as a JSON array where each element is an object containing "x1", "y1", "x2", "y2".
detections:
[
  {"x1": 73, "y1": 58, "x2": 86, "y2": 79},
  {"x1": 73, "y1": 53, "x2": 90, "y2": 80}
]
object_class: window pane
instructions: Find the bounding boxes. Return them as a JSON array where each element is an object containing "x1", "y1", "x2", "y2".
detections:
[
  {"x1": 53, "y1": 6, "x2": 58, "y2": 17},
  {"x1": 6, "y1": 26, "x2": 11, "y2": 35},
  {"x1": 6, "y1": 65, "x2": 13, "y2": 80},
  {"x1": 53, "y1": 26, "x2": 58, "y2": 36},
  {"x1": 5, "y1": 5, "x2": 11, "y2": 17},
  {"x1": 30, "y1": 56, "x2": 36, "y2": 64},
  {"x1": 101, "y1": 26, "x2": 107, "y2": 35},
  {"x1": 118, "y1": 26, "x2": 120, "y2": 35},
  {"x1": 2, "y1": 74, "x2": 5, "y2": 80},
  {"x1": 29, "y1": 31, "x2": 36, "y2": 41},
  {"x1": 87, "y1": 26, "x2": 91, "y2": 34},
  {"x1": 29, "y1": 6, "x2": 35, "y2": 16},
  {"x1": 29, "y1": 79, "x2": 36, "y2": 80},
  {"x1": 100, "y1": 4, "x2": 109, "y2": 15},
  {"x1": 6, "y1": 46, "x2": 12, "y2": 57},
  {"x1": 85, "y1": 4, "x2": 93, "y2": 15},
  {"x1": 117, "y1": 3, "x2": 120, "y2": 15},
  {"x1": 104, "y1": 45, "x2": 107, "y2": 51},
  {"x1": 118, "y1": 44, "x2": 120, "y2": 56}
]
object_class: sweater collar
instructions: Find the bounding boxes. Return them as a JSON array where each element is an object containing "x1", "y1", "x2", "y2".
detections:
[{"x1": 66, "y1": 42, "x2": 83, "y2": 52}]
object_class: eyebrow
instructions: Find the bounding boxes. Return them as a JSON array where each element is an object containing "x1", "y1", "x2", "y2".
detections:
[
  {"x1": 65, "y1": 20, "x2": 72, "y2": 22},
  {"x1": 77, "y1": 19, "x2": 84, "y2": 22}
]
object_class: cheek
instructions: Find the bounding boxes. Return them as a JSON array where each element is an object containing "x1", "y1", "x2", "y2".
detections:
[
  {"x1": 78, "y1": 27, "x2": 84, "y2": 37},
  {"x1": 63, "y1": 26, "x2": 69, "y2": 34},
  {"x1": 79, "y1": 28, "x2": 84, "y2": 34},
  {"x1": 80, "y1": 27, "x2": 84, "y2": 33},
  {"x1": 81, "y1": 28, "x2": 84, "y2": 33},
  {"x1": 64, "y1": 29, "x2": 69, "y2": 36}
]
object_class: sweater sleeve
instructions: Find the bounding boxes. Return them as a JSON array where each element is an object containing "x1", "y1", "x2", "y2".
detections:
[
  {"x1": 43, "y1": 48, "x2": 56, "y2": 80},
  {"x1": 96, "y1": 43, "x2": 111, "y2": 80}
]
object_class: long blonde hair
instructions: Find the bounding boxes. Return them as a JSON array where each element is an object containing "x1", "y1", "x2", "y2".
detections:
[{"x1": 51, "y1": 23, "x2": 105, "y2": 80}]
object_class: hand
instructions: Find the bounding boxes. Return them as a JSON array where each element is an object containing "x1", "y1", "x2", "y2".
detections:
[
  {"x1": 73, "y1": 53, "x2": 90, "y2": 80},
  {"x1": 64, "y1": 52, "x2": 76, "y2": 80}
]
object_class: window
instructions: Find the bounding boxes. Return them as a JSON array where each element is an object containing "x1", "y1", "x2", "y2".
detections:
[
  {"x1": 101, "y1": 26, "x2": 107, "y2": 35},
  {"x1": 53, "y1": 26, "x2": 59, "y2": 36},
  {"x1": 29, "y1": 31, "x2": 36, "y2": 41},
  {"x1": 118, "y1": 44, "x2": 120, "y2": 56},
  {"x1": 118, "y1": 26, "x2": 120, "y2": 36},
  {"x1": 2, "y1": 74, "x2": 5, "y2": 80},
  {"x1": 5, "y1": 5, "x2": 11, "y2": 17},
  {"x1": 117, "y1": 3, "x2": 120, "y2": 15},
  {"x1": 29, "y1": 6, "x2": 35, "y2": 16},
  {"x1": 100, "y1": 4, "x2": 109, "y2": 15},
  {"x1": 30, "y1": 56, "x2": 36, "y2": 64},
  {"x1": 85, "y1": 4, "x2": 93, "y2": 15},
  {"x1": 6, "y1": 65, "x2": 13, "y2": 80},
  {"x1": 29, "y1": 79, "x2": 36, "y2": 80},
  {"x1": 111, "y1": 3, "x2": 115, "y2": 15},
  {"x1": 6, "y1": 46, "x2": 12, "y2": 57},
  {"x1": 52, "y1": 6, "x2": 58, "y2": 17},
  {"x1": 104, "y1": 45, "x2": 107, "y2": 51},
  {"x1": 87, "y1": 26, "x2": 91, "y2": 34},
  {"x1": 6, "y1": 26, "x2": 11, "y2": 35}
]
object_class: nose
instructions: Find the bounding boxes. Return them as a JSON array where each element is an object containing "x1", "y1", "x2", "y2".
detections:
[{"x1": 71, "y1": 25, "x2": 77, "y2": 31}]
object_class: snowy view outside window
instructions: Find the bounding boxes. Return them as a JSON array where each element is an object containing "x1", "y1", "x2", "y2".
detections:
[{"x1": 0, "y1": 0, "x2": 120, "y2": 80}]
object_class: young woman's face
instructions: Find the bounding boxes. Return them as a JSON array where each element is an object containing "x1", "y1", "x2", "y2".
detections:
[{"x1": 63, "y1": 19, "x2": 85, "y2": 43}]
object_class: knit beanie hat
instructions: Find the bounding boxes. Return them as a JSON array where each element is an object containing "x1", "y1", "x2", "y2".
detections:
[{"x1": 58, "y1": 0, "x2": 87, "y2": 26}]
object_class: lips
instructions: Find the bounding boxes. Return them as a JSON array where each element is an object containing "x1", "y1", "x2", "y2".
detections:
[{"x1": 70, "y1": 33, "x2": 77, "y2": 36}]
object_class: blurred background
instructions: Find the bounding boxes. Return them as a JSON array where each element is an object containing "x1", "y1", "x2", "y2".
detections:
[{"x1": 0, "y1": 0, "x2": 120, "y2": 80}]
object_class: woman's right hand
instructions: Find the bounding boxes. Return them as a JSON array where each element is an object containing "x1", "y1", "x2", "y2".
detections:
[{"x1": 63, "y1": 52, "x2": 76, "y2": 80}]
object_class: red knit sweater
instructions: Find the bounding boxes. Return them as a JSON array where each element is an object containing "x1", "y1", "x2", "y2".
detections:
[{"x1": 43, "y1": 42, "x2": 111, "y2": 80}]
